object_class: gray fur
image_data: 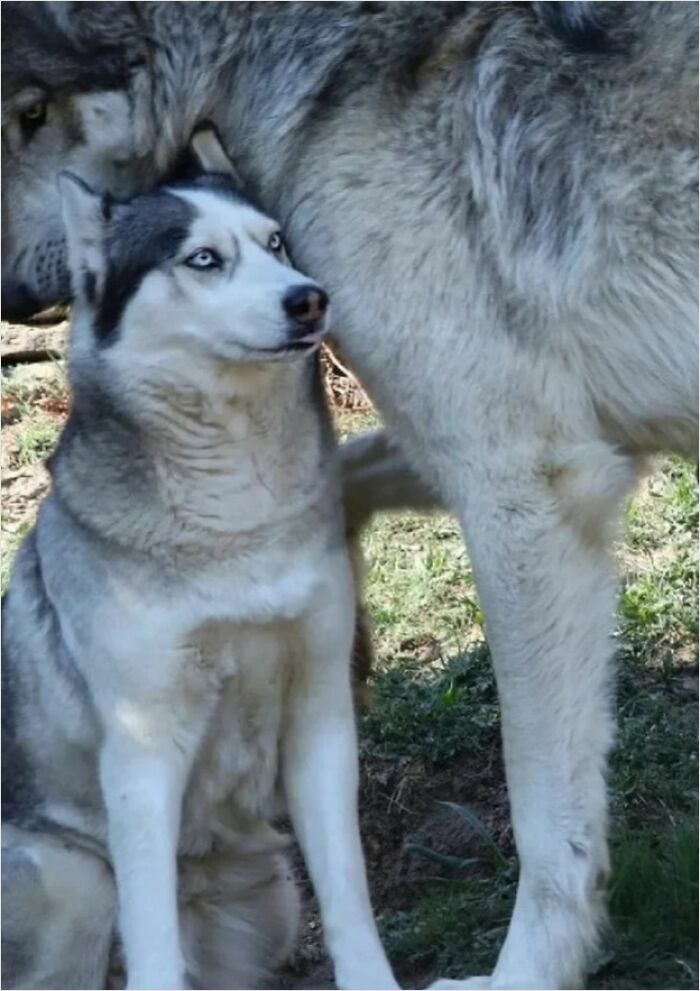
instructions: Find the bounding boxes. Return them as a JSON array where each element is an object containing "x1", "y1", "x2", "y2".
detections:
[
  {"x1": 1, "y1": 825, "x2": 116, "y2": 989},
  {"x1": 1, "y1": 4, "x2": 697, "y2": 988}
]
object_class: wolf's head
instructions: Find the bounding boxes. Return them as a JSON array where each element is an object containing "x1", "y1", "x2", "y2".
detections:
[
  {"x1": 59, "y1": 128, "x2": 328, "y2": 386},
  {"x1": 1, "y1": 1, "x2": 161, "y2": 319}
]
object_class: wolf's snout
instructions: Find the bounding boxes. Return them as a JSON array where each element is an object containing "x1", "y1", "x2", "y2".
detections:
[
  {"x1": 1, "y1": 278, "x2": 42, "y2": 322},
  {"x1": 283, "y1": 285, "x2": 329, "y2": 333}
]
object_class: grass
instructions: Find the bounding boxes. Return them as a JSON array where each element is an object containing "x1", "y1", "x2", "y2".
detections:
[
  {"x1": 3, "y1": 359, "x2": 67, "y2": 412},
  {"x1": 360, "y1": 647, "x2": 498, "y2": 765},
  {"x1": 620, "y1": 466, "x2": 698, "y2": 664},
  {"x1": 0, "y1": 523, "x2": 30, "y2": 594},
  {"x1": 2, "y1": 362, "x2": 65, "y2": 467},
  {"x1": 1, "y1": 363, "x2": 65, "y2": 591},
  {"x1": 1, "y1": 379, "x2": 696, "y2": 989},
  {"x1": 10, "y1": 416, "x2": 61, "y2": 466},
  {"x1": 605, "y1": 820, "x2": 698, "y2": 988},
  {"x1": 378, "y1": 816, "x2": 698, "y2": 989}
]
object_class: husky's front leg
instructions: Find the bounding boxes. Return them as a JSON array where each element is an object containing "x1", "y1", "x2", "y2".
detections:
[
  {"x1": 100, "y1": 729, "x2": 192, "y2": 990},
  {"x1": 284, "y1": 553, "x2": 399, "y2": 991}
]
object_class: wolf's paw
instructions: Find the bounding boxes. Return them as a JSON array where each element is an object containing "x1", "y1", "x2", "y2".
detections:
[
  {"x1": 428, "y1": 978, "x2": 491, "y2": 989},
  {"x1": 429, "y1": 979, "x2": 545, "y2": 990}
]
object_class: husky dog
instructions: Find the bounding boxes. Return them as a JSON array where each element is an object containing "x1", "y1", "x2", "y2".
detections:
[
  {"x1": 1, "y1": 127, "x2": 398, "y2": 991},
  {"x1": 2, "y1": 4, "x2": 698, "y2": 988}
]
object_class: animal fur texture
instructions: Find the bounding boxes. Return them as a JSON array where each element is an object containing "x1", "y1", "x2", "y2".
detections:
[{"x1": 1, "y1": 4, "x2": 698, "y2": 988}]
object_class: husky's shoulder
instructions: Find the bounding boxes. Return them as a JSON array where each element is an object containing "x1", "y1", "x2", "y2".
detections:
[{"x1": 2, "y1": 517, "x2": 103, "y2": 829}]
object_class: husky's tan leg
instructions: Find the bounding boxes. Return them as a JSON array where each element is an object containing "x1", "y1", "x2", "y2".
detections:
[
  {"x1": 347, "y1": 530, "x2": 374, "y2": 706},
  {"x1": 179, "y1": 841, "x2": 300, "y2": 990},
  {"x1": 2, "y1": 824, "x2": 115, "y2": 990}
]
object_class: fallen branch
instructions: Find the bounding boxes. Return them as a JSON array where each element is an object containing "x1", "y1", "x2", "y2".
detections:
[{"x1": 1, "y1": 321, "x2": 68, "y2": 366}]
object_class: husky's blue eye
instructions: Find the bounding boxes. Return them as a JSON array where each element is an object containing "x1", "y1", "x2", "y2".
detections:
[{"x1": 185, "y1": 248, "x2": 221, "y2": 270}]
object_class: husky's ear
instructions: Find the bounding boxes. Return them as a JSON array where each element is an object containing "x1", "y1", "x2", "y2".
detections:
[
  {"x1": 187, "y1": 124, "x2": 243, "y2": 183},
  {"x1": 58, "y1": 171, "x2": 109, "y2": 304}
]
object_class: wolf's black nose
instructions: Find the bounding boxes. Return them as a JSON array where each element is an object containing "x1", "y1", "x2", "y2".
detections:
[{"x1": 283, "y1": 285, "x2": 328, "y2": 325}]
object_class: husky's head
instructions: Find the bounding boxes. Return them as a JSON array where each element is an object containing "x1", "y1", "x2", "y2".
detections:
[{"x1": 59, "y1": 128, "x2": 328, "y2": 375}]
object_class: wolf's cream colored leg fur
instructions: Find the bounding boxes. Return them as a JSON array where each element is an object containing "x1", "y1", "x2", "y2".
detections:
[
  {"x1": 100, "y1": 734, "x2": 193, "y2": 990},
  {"x1": 430, "y1": 439, "x2": 639, "y2": 990},
  {"x1": 284, "y1": 551, "x2": 398, "y2": 991}
]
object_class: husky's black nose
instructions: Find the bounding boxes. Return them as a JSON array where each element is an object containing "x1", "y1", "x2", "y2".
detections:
[{"x1": 283, "y1": 285, "x2": 328, "y2": 331}]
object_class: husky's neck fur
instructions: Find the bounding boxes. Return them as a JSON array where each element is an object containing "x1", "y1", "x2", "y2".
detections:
[{"x1": 49, "y1": 334, "x2": 335, "y2": 558}]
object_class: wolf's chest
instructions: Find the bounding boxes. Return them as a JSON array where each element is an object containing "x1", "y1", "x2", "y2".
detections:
[{"x1": 178, "y1": 622, "x2": 293, "y2": 855}]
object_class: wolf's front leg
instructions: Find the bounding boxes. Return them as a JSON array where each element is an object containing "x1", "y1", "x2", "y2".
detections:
[
  {"x1": 431, "y1": 437, "x2": 638, "y2": 990},
  {"x1": 100, "y1": 729, "x2": 193, "y2": 990},
  {"x1": 284, "y1": 552, "x2": 399, "y2": 991}
]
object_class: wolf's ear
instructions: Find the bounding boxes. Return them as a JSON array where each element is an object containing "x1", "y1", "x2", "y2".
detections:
[
  {"x1": 187, "y1": 124, "x2": 243, "y2": 183},
  {"x1": 58, "y1": 172, "x2": 108, "y2": 304}
]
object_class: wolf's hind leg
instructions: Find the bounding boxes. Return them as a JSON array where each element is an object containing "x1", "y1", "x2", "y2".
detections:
[
  {"x1": 1, "y1": 825, "x2": 115, "y2": 990},
  {"x1": 341, "y1": 428, "x2": 442, "y2": 532},
  {"x1": 179, "y1": 841, "x2": 300, "y2": 990}
]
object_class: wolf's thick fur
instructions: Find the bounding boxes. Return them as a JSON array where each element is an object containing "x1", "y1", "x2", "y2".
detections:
[
  {"x1": 2, "y1": 4, "x2": 698, "y2": 988},
  {"x1": 2, "y1": 133, "x2": 398, "y2": 990}
]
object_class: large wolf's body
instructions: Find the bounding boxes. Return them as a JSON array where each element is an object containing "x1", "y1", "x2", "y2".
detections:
[{"x1": 1, "y1": 4, "x2": 698, "y2": 988}]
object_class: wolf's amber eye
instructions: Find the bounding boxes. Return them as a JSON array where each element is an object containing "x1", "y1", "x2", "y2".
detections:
[
  {"x1": 268, "y1": 232, "x2": 284, "y2": 254},
  {"x1": 19, "y1": 100, "x2": 47, "y2": 133},
  {"x1": 185, "y1": 248, "x2": 222, "y2": 270}
]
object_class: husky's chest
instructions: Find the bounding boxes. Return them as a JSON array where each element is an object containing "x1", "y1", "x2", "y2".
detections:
[
  {"x1": 177, "y1": 619, "x2": 295, "y2": 856},
  {"x1": 85, "y1": 540, "x2": 329, "y2": 855},
  {"x1": 159, "y1": 553, "x2": 326, "y2": 854}
]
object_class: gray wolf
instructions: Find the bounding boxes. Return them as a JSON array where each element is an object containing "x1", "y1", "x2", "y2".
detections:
[
  {"x1": 2, "y1": 3, "x2": 698, "y2": 988},
  {"x1": 1, "y1": 126, "x2": 397, "y2": 991}
]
